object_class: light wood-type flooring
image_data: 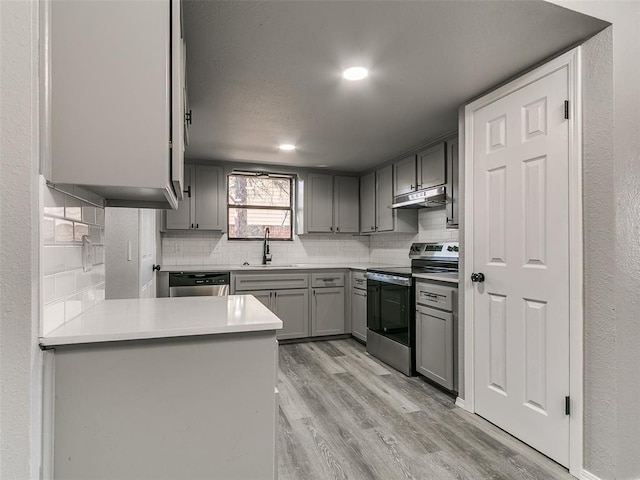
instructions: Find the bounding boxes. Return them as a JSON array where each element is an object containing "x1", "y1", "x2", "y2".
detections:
[{"x1": 278, "y1": 338, "x2": 573, "y2": 480}]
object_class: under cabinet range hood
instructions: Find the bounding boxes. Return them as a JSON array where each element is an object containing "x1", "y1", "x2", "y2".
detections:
[{"x1": 391, "y1": 186, "x2": 446, "y2": 209}]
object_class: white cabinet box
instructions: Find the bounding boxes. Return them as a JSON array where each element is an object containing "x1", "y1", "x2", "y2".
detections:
[{"x1": 45, "y1": 0, "x2": 185, "y2": 209}]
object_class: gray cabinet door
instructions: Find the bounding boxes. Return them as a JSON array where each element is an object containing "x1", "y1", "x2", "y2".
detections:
[
  {"x1": 244, "y1": 290, "x2": 273, "y2": 310},
  {"x1": 311, "y1": 287, "x2": 345, "y2": 336},
  {"x1": 376, "y1": 165, "x2": 394, "y2": 232},
  {"x1": 194, "y1": 165, "x2": 224, "y2": 230},
  {"x1": 446, "y1": 138, "x2": 459, "y2": 228},
  {"x1": 360, "y1": 172, "x2": 376, "y2": 233},
  {"x1": 351, "y1": 289, "x2": 367, "y2": 342},
  {"x1": 166, "y1": 164, "x2": 193, "y2": 229},
  {"x1": 333, "y1": 176, "x2": 359, "y2": 233},
  {"x1": 273, "y1": 289, "x2": 309, "y2": 340},
  {"x1": 417, "y1": 143, "x2": 446, "y2": 189},
  {"x1": 307, "y1": 174, "x2": 334, "y2": 232},
  {"x1": 393, "y1": 155, "x2": 417, "y2": 196},
  {"x1": 416, "y1": 305, "x2": 454, "y2": 390}
]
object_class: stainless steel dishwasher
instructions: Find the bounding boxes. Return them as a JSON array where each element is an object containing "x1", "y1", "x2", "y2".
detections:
[{"x1": 168, "y1": 272, "x2": 230, "y2": 297}]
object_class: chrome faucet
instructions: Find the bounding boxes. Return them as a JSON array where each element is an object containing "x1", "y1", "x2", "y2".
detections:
[{"x1": 262, "y1": 227, "x2": 272, "y2": 265}]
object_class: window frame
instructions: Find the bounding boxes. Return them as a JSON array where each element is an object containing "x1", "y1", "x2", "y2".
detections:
[{"x1": 226, "y1": 172, "x2": 295, "y2": 241}]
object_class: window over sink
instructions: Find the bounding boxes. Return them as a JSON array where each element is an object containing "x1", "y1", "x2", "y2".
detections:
[{"x1": 227, "y1": 173, "x2": 294, "y2": 240}]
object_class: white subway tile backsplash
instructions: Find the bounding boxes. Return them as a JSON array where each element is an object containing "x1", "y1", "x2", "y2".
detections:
[
  {"x1": 76, "y1": 268, "x2": 92, "y2": 291},
  {"x1": 42, "y1": 181, "x2": 107, "y2": 335},
  {"x1": 83, "y1": 288, "x2": 96, "y2": 311},
  {"x1": 74, "y1": 222, "x2": 89, "y2": 243},
  {"x1": 82, "y1": 204, "x2": 96, "y2": 225},
  {"x1": 43, "y1": 187, "x2": 65, "y2": 218},
  {"x1": 65, "y1": 195, "x2": 82, "y2": 221},
  {"x1": 91, "y1": 264, "x2": 105, "y2": 285},
  {"x1": 65, "y1": 245, "x2": 82, "y2": 270},
  {"x1": 43, "y1": 217, "x2": 55, "y2": 245},
  {"x1": 65, "y1": 293, "x2": 83, "y2": 321},
  {"x1": 43, "y1": 275, "x2": 56, "y2": 304},
  {"x1": 95, "y1": 208, "x2": 105, "y2": 227},
  {"x1": 54, "y1": 218, "x2": 74, "y2": 243},
  {"x1": 54, "y1": 271, "x2": 75, "y2": 299},
  {"x1": 43, "y1": 301, "x2": 65, "y2": 335},
  {"x1": 43, "y1": 246, "x2": 65, "y2": 275}
]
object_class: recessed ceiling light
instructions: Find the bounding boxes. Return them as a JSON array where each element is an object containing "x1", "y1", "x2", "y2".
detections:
[
  {"x1": 279, "y1": 144, "x2": 296, "y2": 151},
  {"x1": 342, "y1": 66, "x2": 369, "y2": 81}
]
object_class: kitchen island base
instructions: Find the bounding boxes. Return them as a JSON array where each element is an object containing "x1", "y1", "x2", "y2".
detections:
[{"x1": 46, "y1": 331, "x2": 278, "y2": 480}]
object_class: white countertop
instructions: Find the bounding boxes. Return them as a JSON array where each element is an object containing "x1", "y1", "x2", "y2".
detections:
[
  {"x1": 40, "y1": 295, "x2": 283, "y2": 347},
  {"x1": 162, "y1": 263, "x2": 381, "y2": 272}
]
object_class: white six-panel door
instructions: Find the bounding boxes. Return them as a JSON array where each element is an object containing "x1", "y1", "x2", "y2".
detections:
[{"x1": 471, "y1": 64, "x2": 571, "y2": 466}]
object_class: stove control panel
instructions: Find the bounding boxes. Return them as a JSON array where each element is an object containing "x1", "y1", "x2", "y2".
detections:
[{"x1": 409, "y1": 242, "x2": 459, "y2": 259}]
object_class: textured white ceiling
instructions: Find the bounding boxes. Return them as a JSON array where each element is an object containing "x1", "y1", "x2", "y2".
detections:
[{"x1": 183, "y1": 1, "x2": 607, "y2": 172}]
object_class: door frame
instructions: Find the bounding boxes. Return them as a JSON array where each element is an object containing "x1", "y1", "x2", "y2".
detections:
[{"x1": 462, "y1": 47, "x2": 583, "y2": 477}]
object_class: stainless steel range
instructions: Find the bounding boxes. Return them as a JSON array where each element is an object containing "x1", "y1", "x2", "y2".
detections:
[{"x1": 366, "y1": 242, "x2": 459, "y2": 376}]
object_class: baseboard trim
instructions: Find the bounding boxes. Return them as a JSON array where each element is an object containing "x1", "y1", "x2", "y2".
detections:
[
  {"x1": 455, "y1": 397, "x2": 465, "y2": 409},
  {"x1": 581, "y1": 469, "x2": 602, "y2": 480}
]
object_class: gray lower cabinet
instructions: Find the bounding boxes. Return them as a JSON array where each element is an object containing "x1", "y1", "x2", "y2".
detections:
[
  {"x1": 351, "y1": 288, "x2": 367, "y2": 342},
  {"x1": 243, "y1": 289, "x2": 309, "y2": 340},
  {"x1": 416, "y1": 304, "x2": 454, "y2": 390},
  {"x1": 311, "y1": 287, "x2": 345, "y2": 336}
]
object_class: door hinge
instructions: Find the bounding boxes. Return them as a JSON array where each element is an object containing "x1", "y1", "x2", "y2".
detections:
[
  {"x1": 565, "y1": 396, "x2": 571, "y2": 415},
  {"x1": 169, "y1": 140, "x2": 173, "y2": 149},
  {"x1": 564, "y1": 100, "x2": 569, "y2": 120}
]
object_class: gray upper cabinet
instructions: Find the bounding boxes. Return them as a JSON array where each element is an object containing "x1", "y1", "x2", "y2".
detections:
[
  {"x1": 360, "y1": 172, "x2": 376, "y2": 233},
  {"x1": 376, "y1": 165, "x2": 395, "y2": 232},
  {"x1": 446, "y1": 138, "x2": 459, "y2": 228},
  {"x1": 166, "y1": 165, "x2": 224, "y2": 231},
  {"x1": 194, "y1": 166, "x2": 224, "y2": 230},
  {"x1": 165, "y1": 165, "x2": 193, "y2": 230},
  {"x1": 417, "y1": 143, "x2": 446, "y2": 190},
  {"x1": 307, "y1": 174, "x2": 334, "y2": 232},
  {"x1": 306, "y1": 174, "x2": 359, "y2": 233},
  {"x1": 360, "y1": 166, "x2": 417, "y2": 234},
  {"x1": 46, "y1": 0, "x2": 184, "y2": 209},
  {"x1": 333, "y1": 176, "x2": 359, "y2": 233},
  {"x1": 393, "y1": 155, "x2": 417, "y2": 196}
]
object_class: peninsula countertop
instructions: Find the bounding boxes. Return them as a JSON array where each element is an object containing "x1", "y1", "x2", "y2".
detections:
[{"x1": 40, "y1": 295, "x2": 283, "y2": 347}]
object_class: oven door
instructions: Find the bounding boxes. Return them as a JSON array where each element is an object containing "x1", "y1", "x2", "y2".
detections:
[{"x1": 367, "y1": 279, "x2": 411, "y2": 346}]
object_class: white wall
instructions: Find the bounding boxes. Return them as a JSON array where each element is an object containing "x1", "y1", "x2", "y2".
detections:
[
  {"x1": 0, "y1": 1, "x2": 41, "y2": 478},
  {"x1": 551, "y1": 3, "x2": 640, "y2": 479}
]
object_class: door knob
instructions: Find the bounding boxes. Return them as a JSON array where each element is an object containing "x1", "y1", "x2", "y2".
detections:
[{"x1": 471, "y1": 272, "x2": 485, "y2": 283}]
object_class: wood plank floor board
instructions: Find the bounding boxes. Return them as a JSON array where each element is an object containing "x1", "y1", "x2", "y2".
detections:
[{"x1": 278, "y1": 338, "x2": 573, "y2": 480}]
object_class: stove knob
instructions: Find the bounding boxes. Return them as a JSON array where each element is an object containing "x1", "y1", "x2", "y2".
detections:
[
  {"x1": 447, "y1": 246, "x2": 454, "y2": 252},
  {"x1": 453, "y1": 246, "x2": 459, "y2": 252}
]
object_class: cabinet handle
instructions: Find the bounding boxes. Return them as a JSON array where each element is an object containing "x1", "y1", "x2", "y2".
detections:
[
  {"x1": 196, "y1": 223, "x2": 199, "y2": 229},
  {"x1": 185, "y1": 109, "x2": 193, "y2": 125},
  {"x1": 410, "y1": 184, "x2": 414, "y2": 190},
  {"x1": 336, "y1": 226, "x2": 340, "y2": 232},
  {"x1": 330, "y1": 226, "x2": 333, "y2": 232},
  {"x1": 184, "y1": 185, "x2": 192, "y2": 198},
  {"x1": 191, "y1": 223, "x2": 194, "y2": 229}
]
